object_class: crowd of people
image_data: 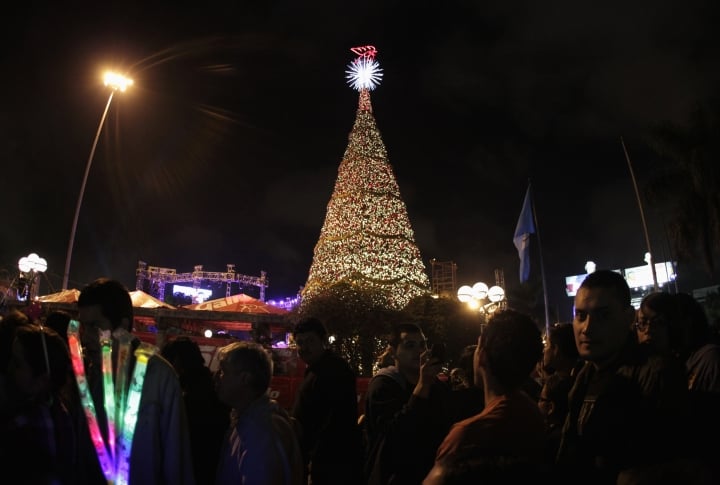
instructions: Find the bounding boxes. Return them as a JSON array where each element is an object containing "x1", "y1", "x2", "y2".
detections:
[{"x1": 0, "y1": 270, "x2": 718, "y2": 484}]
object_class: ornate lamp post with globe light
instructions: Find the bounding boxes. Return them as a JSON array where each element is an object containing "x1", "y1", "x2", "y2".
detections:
[
  {"x1": 62, "y1": 71, "x2": 133, "y2": 290},
  {"x1": 18, "y1": 252, "x2": 48, "y2": 301},
  {"x1": 457, "y1": 281, "x2": 506, "y2": 315}
]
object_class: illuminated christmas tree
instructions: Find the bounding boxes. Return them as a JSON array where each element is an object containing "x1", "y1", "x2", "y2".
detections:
[{"x1": 301, "y1": 46, "x2": 431, "y2": 311}]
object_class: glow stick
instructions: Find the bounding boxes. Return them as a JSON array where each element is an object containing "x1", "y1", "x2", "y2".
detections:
[
  {"x1": 115, "y1": 343, "x2": 156, "y2": 485},
  {"x1": 100, "y1": 331, "x2": 116, "y2": 462},
  {"x1": 113, "y1": 329, "x2": 132, "y2": 441},
  {"x1": 67, "y1": 320, "x2": 114, "y2": 482}
]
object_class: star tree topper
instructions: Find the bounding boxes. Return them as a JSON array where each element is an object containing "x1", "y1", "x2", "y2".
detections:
[{"x1": 345, "y1": 45, "x2": 383, "y2": 91}]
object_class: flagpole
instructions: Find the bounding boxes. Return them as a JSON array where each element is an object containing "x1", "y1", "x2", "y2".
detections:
[
  {"x1": 621, "y1": 137, "x2": 659, "y2": 292},
  {"x1": 528, "y1": 182, "x2": 551, "y2": 336}
]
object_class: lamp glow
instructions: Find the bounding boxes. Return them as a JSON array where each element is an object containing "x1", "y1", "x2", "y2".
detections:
[
  {"x1": 472, "y1": 282, "x2": 489, "y2": 300},
  {"x1": 458, "y1": 280, "x2": 506, "y2": 314},
  {"x1": 457, "y1": 285, "x2": 473, "y2": 303},
  {"x1": 104, "y1": 71, "x2": 133, "y2": 92},
  {"x1": 487, "y1": 285, "x2": 505, "y2": 303}
]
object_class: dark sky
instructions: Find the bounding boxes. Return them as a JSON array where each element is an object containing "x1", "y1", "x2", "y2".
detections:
[{"x1": 2, "y1": 2, "x2": 719, "y2": 320}]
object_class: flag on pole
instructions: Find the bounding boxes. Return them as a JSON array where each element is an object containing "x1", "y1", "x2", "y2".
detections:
[{"x1": 513, "y1": 186, "x2": 536, "y2": 283}]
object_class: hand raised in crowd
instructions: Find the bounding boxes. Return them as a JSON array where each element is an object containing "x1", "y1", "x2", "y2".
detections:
[{"x1": 414, "y1": 347, "x2": 444, "y2": 399}]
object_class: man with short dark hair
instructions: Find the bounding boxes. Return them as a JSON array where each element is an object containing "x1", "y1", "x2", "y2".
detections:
[
  {"x1": 291, "y1": 317, "x2": 363, "y2": 484},
  {"x1": 425, "y1": 309, "x2": 546, "y2": 483},
  {"x1": 556, "y1": 269, "x2": 690, "y2": 484},
  {"x1": 76, "y1": 277, "x2": 195, "y2": 485},
  {"x1": 363, "y1": 323, "x2": 452, "y2": 484}
]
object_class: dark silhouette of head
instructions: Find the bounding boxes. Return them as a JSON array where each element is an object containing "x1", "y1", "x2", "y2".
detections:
[
  {"x1": 480, "y1": 309, "x2": 543, "y2": 390},
  {"x1": 579, "y1": 270, "x2": 631, "y2": 306},
  {"x1": 292, "y1": 317, "x2": 328, "y2": 340},
  {"x1": 161, "y1": 337, "x2": 206, "y2": 374},
  {"x1": 44, "y1": 310, "x2": 72, "y2": 344},
  {"x1": 0, "y1": 309, "x2": 32, "y2": 374},
  {"x1": 78, "y1": 278, "x2": 133, "y2": 331}
]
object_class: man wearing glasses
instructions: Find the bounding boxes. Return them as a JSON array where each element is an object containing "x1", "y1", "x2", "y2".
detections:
[{"x1": 634, "y1": 292, "x2": 680, "y2": 357}]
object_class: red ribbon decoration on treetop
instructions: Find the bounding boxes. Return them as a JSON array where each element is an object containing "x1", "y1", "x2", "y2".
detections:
[{"x1": 350, "y1": 45, "x2": 377, "y2": 60}]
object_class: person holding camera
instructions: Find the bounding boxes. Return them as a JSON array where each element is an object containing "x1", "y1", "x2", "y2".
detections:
[{"x1": 363, "y1": 323, "x2": 453, "y2": 484}]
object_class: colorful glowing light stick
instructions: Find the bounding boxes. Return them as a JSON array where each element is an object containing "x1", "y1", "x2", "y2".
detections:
[
  {"x1": 113, "y1": 329, "x2": 132, "y2": 442},
  {"x1": 115, "y1": 343, "x2": 156, "y2": 485},
  {"x1": 67, "y1": 320, "x2": 114, "y2": 482},
  {"x1": 68, "y1": 319, "x2": 158, "y2": 484},
  {"x1": 100, "y1": 330, "x2": 116, "y2": 461}
]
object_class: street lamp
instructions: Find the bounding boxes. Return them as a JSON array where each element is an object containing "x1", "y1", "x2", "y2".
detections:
[
  {"x1": 62, "y1": 71, "x2": 133, "y2": 290},
  {"x1": 18, "y1": 252, "x2": 48, "y2": 301},
  {"x1": 457, "y1": 281, "x2": 506, "y2": 314}
]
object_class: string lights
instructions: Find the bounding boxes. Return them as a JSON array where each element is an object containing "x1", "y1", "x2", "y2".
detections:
[{"x1": 302, "y1": 46, "x2": 430, "y2": 310}]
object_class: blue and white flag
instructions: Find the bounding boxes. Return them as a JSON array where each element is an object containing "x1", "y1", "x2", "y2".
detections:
[{"x1": 513, "y1": 186, "x2": 535, "y2": 283}]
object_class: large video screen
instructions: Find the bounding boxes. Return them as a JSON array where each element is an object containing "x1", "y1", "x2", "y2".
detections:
[{"x1": 172, "y1": 284, "x2": 212, "y2": 303}]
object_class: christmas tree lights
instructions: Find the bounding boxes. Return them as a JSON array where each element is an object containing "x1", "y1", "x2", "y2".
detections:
[{"x1": 302, "y1": 46, "x2": 430, "y2": 310}]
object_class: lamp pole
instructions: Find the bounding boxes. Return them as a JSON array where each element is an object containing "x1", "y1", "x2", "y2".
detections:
[
  {"x1": 19, "y1": 252, "x2": 48, "y2": 300},
  {"x1": 621, "y1": 136, "x2": 659, "y2": 292},
  {"x1": 62, "y1": 72, "x2": 132, "y2": 290}
]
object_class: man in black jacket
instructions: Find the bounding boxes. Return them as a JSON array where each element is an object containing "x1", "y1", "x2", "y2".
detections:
[
  {"x1": 556, "y1": 270, "x2": 691, "y2": 484},
  {"x1": 291, "y1": 317, "x2": 363, "y2": 485}
]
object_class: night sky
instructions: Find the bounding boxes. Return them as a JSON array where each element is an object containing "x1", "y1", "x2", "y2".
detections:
[{"x1": 2, "y1": 2, "x2": 719, "y2": 320}]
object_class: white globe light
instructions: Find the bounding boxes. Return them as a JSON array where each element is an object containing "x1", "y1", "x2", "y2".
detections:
[
  {"x1": 472, "y1": 282, "x2": 489, "y2": 300},
  {"x1": 18, "y1": 256, "x2": 31, "y2": 272},
  {"x1": 19, "y1": 253, "x2": 48, "y2": 273},
  {"x1": 204, "y1": 329, "x2": 213, "y2": 338},
  {"x1": 457, "y1": 285, "x2": 474, "y2": 302},
  {"x1": 29, "y1": 253, "x2": 47, "y2": 273},
  {"x1": 487, "y1": 285, "x2": 505, "y2": 303}
]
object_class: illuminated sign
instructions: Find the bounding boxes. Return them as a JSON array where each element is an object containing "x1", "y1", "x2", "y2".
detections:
[
  {"x1": 565, "y1": 274, "x2": 589, "y2": 297},
  {"x1": 565, "y1": 263, "x2": 675, "y2": 297},
  {"x1": 565, "y1": 269, "x2": 624, "y2": 297},
  {"x1": 624, "y1": 262, "x2": 676, "y2": 289}
]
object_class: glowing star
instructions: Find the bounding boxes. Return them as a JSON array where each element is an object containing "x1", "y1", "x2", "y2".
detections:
[{"x1": 346, "y1": 57, "x2": 383, "y2": 91}]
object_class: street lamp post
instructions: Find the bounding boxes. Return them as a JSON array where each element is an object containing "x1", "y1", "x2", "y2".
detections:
[
  {"x1": 18, "y1": 252, "x2": 48, "y2": 300},
  {"x1": 457, "y1": 281, "x2": 506, "y2": 315},
  {"x1": 62, "y1": 72, "x2": 133, "y2": 290}
]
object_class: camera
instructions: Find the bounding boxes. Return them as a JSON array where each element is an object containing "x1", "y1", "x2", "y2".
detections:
[{"x1": 429, "y1": 342, "x2": 446, "y2": 362}]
